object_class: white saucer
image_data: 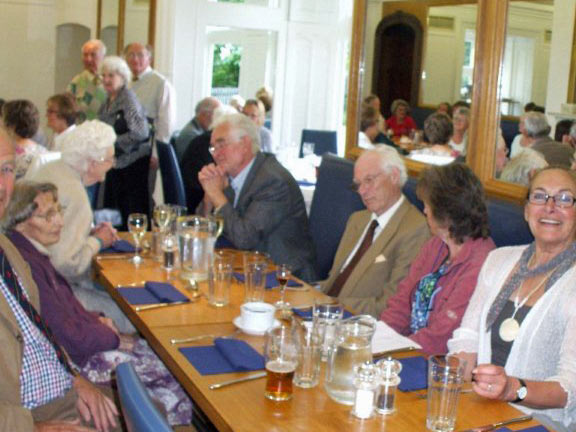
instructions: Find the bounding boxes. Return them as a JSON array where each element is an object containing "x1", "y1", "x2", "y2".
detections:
[{"x1": 233, "y1": 316, "x2": 280, "y2": 336}]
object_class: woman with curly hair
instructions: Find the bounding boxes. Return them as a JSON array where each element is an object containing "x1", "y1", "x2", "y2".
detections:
[{"x1": 380, "y1": 163, "x2": 495, "y2": 354}]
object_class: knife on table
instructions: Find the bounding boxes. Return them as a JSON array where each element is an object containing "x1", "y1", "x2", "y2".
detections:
[
  {"x1": 458, "y1": 415, "x2": 533, "y2": 432},
  {"x1": 209, "y1": 372, "x2": 267, "y2": 390},
  {"x1": 135, "y1": 301, "x2": 190, "y2": 311}
]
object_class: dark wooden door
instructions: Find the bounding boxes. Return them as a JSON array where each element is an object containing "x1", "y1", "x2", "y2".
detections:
[{"x1": 372, "y1": 12, "x2": 423, "y2": 117}]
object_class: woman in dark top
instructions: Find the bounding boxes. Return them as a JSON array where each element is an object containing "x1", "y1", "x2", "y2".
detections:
[
  {"x1": 98, "y1": 55, "x2": 150, "y2": 228},
  {"x1": 2, "y1": 181, "x2": 192, "y2": 425}
]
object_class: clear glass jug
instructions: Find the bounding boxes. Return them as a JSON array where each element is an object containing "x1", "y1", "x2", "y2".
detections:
[
  {"x1": 177, "y1": 215, "x2": 218, "y2": 282},
  {"x1": 324, "y1": 315, "x2": 376, "y2": 405}
]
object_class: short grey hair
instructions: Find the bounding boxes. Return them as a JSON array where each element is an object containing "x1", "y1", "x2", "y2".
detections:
[
  {"x1": 195, "y1": 97, "x2": 220, "y2": 115},
  {"x1": 100, "y1": 56, "x2": 131, "y2": 85},
  {"x1": 390, "y1": 99, "x2": 410, "y2": 116},
  {"x1": 212, "y1": 113, "x2": 261, "y2": 154},
  {"x1": 359, "y1": 145, "x2": 408, "y2": 187},
  {"x1": 424, "y1": 112, "x2": 453, "y2": 145},
  {"x1": 500, "y1": 148, "x2": 548, "y2": 186},
  {"x1": 59, "y1": 120, "x2": 116, "y2": 173},
  {"x1": 1, "y1": 181, "x2": 57, "y2": 231},
  {"x1": 83, "y1": 39, "x2": 107, "y2": 56},
  {"x1": 523, "y1": 112, "x2": 551, "y2": 138}
]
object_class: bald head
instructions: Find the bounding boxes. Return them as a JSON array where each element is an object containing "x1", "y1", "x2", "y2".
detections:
[
  {"x1": 0, "y1": 128, "x2": 16, "y2": 217},
  {"x1": 82, "y1": 39, "x2": 106, "y2": 74}
]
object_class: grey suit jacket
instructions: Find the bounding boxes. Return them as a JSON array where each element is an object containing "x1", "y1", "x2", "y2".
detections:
[
  {"x1": 321, "y1": 200, "x2": 429, "y2": 317},
  {"x1": 219, "y1": 152, "x2": 317, "y2": 282}
]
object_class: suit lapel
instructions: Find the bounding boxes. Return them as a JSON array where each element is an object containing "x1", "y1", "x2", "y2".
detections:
[
  {"x1": 340, "y1": 200, "x2": 412, "y2": 296},
  {"x1": 234, "y1": 152, "x2": 265, "y2": 210}
]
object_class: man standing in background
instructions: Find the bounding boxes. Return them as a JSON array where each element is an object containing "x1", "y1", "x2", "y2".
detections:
[{"x1": 67, "y1": 39, "x2": 108, "y2": 121}]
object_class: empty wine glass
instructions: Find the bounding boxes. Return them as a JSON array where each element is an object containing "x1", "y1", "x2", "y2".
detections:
[
  {"x1": 275, "y1": 264, "x2": 292, "y2": 312},
  {"x1": 127, "y1": 213, "x2": 148, "y2": 265}
]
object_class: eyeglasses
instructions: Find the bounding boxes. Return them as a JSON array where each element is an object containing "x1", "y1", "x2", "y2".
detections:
[
  {"x1": 528, "y1": 191, "x2": 576, "y2": 208},
  {"x1": 96, "y1": 156, "x2": 116, "y2": 168},
  {"x1": 208, "y1": 142, "x2": 231, "y2": 154},
  {"x1": 33, "y1": 204, "x2": 65, "y2": 223},
  {"x1": 350, "y1": 172, "x2": 383, "y2": 192},
  {"x1": 46, "y1": 109, "x2": 60, "y2": 115}
]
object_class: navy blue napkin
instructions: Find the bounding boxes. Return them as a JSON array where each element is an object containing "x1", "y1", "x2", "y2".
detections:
[
  {"x1": 117, "y1": 281, "x2": 189, "y2": 305},
  {"x1": 297, "y1": 180, "x2": 316, "y2": 187},
  {"x1": 179, "y1": 338, "x2": 265, "y2": 375},
  {"x1": 398, "y1": 356, "x2": 428, "y2": 392},
  {"x1": 233, "y1": 272, "x2": 302, "y2": 289},
  {"x1": 100, "y1": 239, "x2": 136, "y2": 254},
  {"x1": 291, "y1": 307, "x2": 354, "y2": 320},
  {"x1": 496, "y1": 427, "x2": 548, "y2": 432}
]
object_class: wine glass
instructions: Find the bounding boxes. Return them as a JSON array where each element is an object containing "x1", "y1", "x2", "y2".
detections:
[
  {"x1": 127, "y1": 213, "x2": 148, "y2": 265},
  {"x1": 274, "y1": 264, "x2": 292, "y2": 313},
  {"x1": 153, "y1": 204, "x2": 174, "y2": 234}
]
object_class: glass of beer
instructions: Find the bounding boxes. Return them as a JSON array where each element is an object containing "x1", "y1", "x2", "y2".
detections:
[{"x1": 264, "y1": 325, "x2": 299, "y2": 401}]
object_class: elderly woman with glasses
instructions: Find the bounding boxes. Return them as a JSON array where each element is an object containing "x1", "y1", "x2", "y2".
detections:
[
  {"x1": 25, "y1": 120, "x2": 132, "y2": 331},
  {"x1": 98, "y1": 55, "x2": 150, "y2": 228},
  {"x1": 448, "y1": 167, "x2": 576, "y2": 432},
  {"x1": 1, "y1": 181, "x2": 193, "y2": 426},
  {"x1": 380, "y1": 163, "x2": 495, "y2": 354}
]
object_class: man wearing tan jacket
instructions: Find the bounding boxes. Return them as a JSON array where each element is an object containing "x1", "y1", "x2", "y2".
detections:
[{"x1": 321, "y1": 146, "x2": 429, "y2": 317}]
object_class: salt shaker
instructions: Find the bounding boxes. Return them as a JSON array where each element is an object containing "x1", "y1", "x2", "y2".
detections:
[
  {"x1": 162, "y1": 233, "x2": 177, "y2": 270},
  {"x1": 375, "y1": 357, "x2": 402, "y2": 415},
  {"x1": 351, "y1": 362, "x2": 380, "y2": 419}
]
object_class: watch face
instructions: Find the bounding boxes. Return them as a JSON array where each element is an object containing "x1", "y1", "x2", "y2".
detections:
[{"x1": 517, "y1": 386, "x2": 528, "y2": 400}]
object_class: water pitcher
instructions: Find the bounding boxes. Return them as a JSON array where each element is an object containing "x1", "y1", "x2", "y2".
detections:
[
  {"x1": 177, "y1": 215, "x2": 218, "y2": 281},
  {"x1": 324, "y1": 315, "x2": 376, "y2": 405}
]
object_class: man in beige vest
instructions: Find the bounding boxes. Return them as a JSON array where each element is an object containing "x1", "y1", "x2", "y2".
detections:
[
  {"x1": 321, "y1": 146, "x2": 429, "y2": 317},
  {"x1": 0, "y1": 127, "x2": 119, "y2": 431}
]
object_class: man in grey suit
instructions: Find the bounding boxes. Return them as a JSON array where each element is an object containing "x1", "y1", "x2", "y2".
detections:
[
  {"x1": 321, "y1": 146, "x2": 429, "y2": 317},
  {"x1": 198, "y1": 113, "x2": 317, "y2": 281}
]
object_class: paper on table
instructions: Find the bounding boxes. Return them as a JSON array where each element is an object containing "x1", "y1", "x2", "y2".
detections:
[{"x1": 371, "y1": 321, "x2": 422, "y2": 354}]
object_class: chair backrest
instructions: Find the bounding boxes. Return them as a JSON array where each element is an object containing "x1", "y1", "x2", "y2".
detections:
[
  {"x1": 116, "y1": 362, "x2": 172, "y2": 432},
  {"x1": 300, "y1": 129, "x2": 338, "y2": 158},
  {"x1": 308, "y1": 154, "x2": 365, "y2": 279},
  {"x1": 487, "y1": 198, "x2": 533, "y2": 247},
  {"x1": 156, "y1": 140, "x2": 187, "y2": 207}
]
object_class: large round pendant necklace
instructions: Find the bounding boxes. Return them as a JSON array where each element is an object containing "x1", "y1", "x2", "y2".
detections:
[
  {"x1": 499, "y1": 317, "x2": 521, "y2": 342},
  {"x1": 498, "y1": 262, "x2": 552, "y2": 343}
]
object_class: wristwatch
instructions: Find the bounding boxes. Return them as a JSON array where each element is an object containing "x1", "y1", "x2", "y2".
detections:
[{"x1": 512, "y1": 378, "x2": 527, "y2": 403}]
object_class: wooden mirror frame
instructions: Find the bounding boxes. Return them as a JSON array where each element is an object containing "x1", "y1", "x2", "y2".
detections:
[
  {"x1": 345, "y1": 0, "x2": 529, "y2": 204},
  {"x1": 97, "y1": 0, "x2": 157, "y2": 54}
]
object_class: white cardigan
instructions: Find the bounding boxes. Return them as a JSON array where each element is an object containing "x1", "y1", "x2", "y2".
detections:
[{"x1": 448, "y1": 245, "x2": 576, "y2": 431}]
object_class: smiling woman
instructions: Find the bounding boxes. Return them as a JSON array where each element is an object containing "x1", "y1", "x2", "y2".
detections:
[{"x1": 448, "y1": 167, "x2": 576, "y2": 432}]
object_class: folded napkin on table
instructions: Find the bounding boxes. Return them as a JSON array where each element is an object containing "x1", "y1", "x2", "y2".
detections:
[
  {"x1": 117, "y1": 281, "x2": 189, "y2": 305},
  {"x1": 495, "y1": 427, "x2": 548, "y2": 432},
  {"x1": 291, "y1": 307, "x2": 354, "y2": 320},
  {"x1": 100, "y1": 239, "x2": 136, "y2": 254},
  {"x1": 297, "y1": 180, "x2": 316, "y2": 187},
  {"x1": 233, "y1": 272, "x2": 302, "y2": 289},
  {"x1": 179, "y1": 337, "x2": 265, "y2": 375},
  {"x1": 398, "y1": 356, "x2": 428, "y2": 392}
]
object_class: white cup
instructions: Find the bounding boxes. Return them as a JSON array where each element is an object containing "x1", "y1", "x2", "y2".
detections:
[{"x1": 241, "y1": 302, "x2": 275, "y2": 332}]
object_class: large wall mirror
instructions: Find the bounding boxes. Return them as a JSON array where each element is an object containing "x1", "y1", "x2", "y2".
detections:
[
  {"x1": 97, "y1": 0, "x2": 156, "y2": 55},
  {"x1": 346, "y1": 0, "x2": 576, "y2": 203}
]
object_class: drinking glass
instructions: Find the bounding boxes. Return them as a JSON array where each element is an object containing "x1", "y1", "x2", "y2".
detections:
[
  {"x1": 274, "y1": 264, "x2": 292, "y2": 311},
  {"x1": 293, "y1": 319, "x2": 321, "y2": 388},
  {"x1": 208, "y1": 251, "x2": 233, "y2": 307},
  {"x1": 312, "y1": 300, "x2": 344, "y2": 361},
  {"x1": 153, "y1": 204, "x2": 174, "y2": 233},
  {"x1": 426, "y1": 355, "x2": 466, "y2": 432},
  {"x1": 127, "y1": 213, "x2": 148, "y2": 265},
  {"x1": 264, "y1": 325, "x2": 299, "y2": 401}
]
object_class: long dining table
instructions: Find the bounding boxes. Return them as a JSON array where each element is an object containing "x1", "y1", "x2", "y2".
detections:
[{"x1": 93, "y1": 248, "x2": 547, "y2": 432}]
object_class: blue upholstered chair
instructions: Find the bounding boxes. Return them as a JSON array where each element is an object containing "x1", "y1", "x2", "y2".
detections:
[
  {"x1": 308, "y1": 154, "x2": 365, "y2": 280},
  {"x1": 299, "y1": 129, "x2": 338, "y2": 158},
  {"x1": 487, "y1": 198, "x2": 533, "y2": 247},
  {"x1": 116, "y1": 362, "x2": 172, "y2": 432},
  {"x1": 156, "y1": 140, "x2": 187, "y2": 207}
]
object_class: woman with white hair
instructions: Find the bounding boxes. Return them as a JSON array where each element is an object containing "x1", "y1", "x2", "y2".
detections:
[
  {"x1": 25, "y1": 120, "x2": 134, "y2": 332},
  {"x1": 98, "y1": 55, "x2": 150, "y2": 228}
]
